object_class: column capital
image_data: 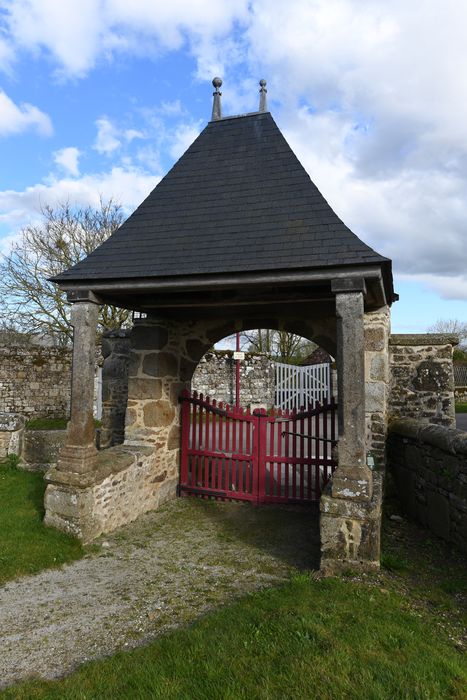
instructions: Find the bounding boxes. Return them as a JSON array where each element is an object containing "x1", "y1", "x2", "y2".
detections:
[
  {"x1": 66, "y1": 289, "x2": 102, "y2": 305},
  {"x1": 331, "y1": 277, "x2": 366, "y2": 295}
]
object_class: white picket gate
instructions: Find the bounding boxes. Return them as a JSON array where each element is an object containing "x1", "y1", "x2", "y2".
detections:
[{"x1": 275, "y1": 362, "x2": 331, "y2": 410}]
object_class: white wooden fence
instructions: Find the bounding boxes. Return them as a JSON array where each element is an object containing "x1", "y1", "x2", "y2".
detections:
[{"x1": 275, "y1": 362, "x2": 331, "y2": 410}]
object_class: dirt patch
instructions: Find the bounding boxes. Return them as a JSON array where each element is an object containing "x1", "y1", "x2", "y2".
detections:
[{"x1": 0, "y1": 498, "x2": 319, "y2": 689}]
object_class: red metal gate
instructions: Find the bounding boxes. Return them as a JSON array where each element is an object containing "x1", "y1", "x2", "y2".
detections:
[{"x1": 179, "y1": 390, "x2": 337, "y2": 504}]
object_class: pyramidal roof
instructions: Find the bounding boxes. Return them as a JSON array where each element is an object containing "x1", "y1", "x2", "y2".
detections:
[{"x1": 54, "y1": 110, "x2": 391, "y2": 286}]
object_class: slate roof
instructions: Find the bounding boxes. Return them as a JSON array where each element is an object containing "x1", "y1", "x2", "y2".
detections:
[{"x1": 54, "y1": 111, "x2": 390, "y2": 283}]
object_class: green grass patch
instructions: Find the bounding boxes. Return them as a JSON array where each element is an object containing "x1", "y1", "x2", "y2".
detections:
[
  {"x1": 455, "y1": 403, "x2": 467, "y2": 414},
  {"x1": 25, "y1": 417, "x2": 68, "y2": 430},
  {"x1": 3, "y1": 574, "x2": 466, "y2": 699},
  {"x1": 380, "y1": 552, "x2": 409, "y2": 572},
  {"x1": 0, "y1": 463, "x2": 84, "y2": 584},
  {"x1": 25, "y1": 417, "x2": 102, "y2": 430}
]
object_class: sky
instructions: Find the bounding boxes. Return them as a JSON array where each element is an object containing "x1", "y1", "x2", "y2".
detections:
[{"x1": 0, "y1": 0, "x2": 466, "y2": 335}]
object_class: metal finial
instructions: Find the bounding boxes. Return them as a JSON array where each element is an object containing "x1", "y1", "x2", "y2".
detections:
[
  {"x1": 259, "y1": 79, "x2": 267, "y2": 112},
  {"x1": 211, "y1": 77, "x2": 222, "y2": 120}
]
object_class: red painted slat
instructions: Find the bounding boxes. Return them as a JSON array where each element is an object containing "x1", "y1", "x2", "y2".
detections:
[
  {"x1": 315, "y1": 401, "x2": 321, "y2": 498},
  {"x1": 299, "y1": 407, "x2": 305, "y2": 500},
  {"x1": 179, "y1": 391, "x2": 338, "y2": 505}
]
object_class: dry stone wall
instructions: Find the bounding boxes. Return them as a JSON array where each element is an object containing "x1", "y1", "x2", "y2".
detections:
[
  {"x1": 0, "y1": 345, "x2": 71, "y2": 419},
  {"x1": 389, "y1": 335, "x2": 457, "y2": 427},
  {"x1": 387, "y1": 419, "x2": 467, "y2": 553},
  {"x1": 192, "y1": 350, "x2": 275, "y2": 406}
]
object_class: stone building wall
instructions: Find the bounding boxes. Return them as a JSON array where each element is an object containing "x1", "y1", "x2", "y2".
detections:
[
  {"x1": 100, "y1": 329, "x2": 131, "y2": 448},
  {"x1": 0, "y1": 345, "x2": 71, "y2": 419},
  {"x1": 387, "y1": 418, "x2": 467, "y2": 553},
  {"x1": 364, "y1": 306, "x2": 390, "y2": 469},
  {"x1": 192, "y1": 350, "x2": 275, "y2": 406},
  {"x1": 389, "y1": 334, "x2": 457, "y2": 428}
]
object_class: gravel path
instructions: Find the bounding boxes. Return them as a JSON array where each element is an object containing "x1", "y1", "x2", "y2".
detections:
[{"x1": 0, "y1": 498, "x2": 319, "y2": 689}]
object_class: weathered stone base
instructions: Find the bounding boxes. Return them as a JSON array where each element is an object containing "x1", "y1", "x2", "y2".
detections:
[
  {"x1": 44, "y1": 445, "x2": 178, "y2": 542},
  {"x1": 22, "y1": 429, "x2": 67, "y2": 471},
  {"x1": 319, "y1": 472, "x2": 382, "y2": 574}
]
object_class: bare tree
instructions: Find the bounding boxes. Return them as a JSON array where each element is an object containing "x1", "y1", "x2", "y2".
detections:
[
  {"x1": 0, "y1": 200, "x2": 130, "y2": 345},
  {"x1": 427, "y1": 319, "x2": 467, "y2": 348},
  {"x1": 243, "y1": 329, "x2": 317, "y2": 364}
]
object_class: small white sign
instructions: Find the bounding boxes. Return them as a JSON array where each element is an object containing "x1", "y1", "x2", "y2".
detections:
[{"x1": 233, "y1": 351, "x2": 245, "y2": 360}]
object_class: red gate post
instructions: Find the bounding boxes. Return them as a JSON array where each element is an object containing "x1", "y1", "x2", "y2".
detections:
[{"x1": 256, "y1": 409, "x2": 268, "y2": 505}]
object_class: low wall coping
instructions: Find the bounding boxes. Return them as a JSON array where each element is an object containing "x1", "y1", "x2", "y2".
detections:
[
  {"x1": 389, "y1": 333, "x2": 459, "y2": 346},
  {"x1": 0, "y1": 413, "x2": 26, "y2": 432},
  {"x1": 388, "y1": 418, "x2": 467, "y2": 455},
  {"x1": 46, "y1": 444, "x2": 154, "y2": 488}
]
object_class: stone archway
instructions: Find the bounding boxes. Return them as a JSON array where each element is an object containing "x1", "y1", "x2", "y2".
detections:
[{"x1": 45, "y1": 86, "x2": 395, "y2": 572}]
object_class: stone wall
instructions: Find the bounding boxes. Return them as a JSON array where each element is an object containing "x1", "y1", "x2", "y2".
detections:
[
  {"x1": 192, "y1": 350, "x2": 275, "y2": 406},
  {"x1": 100, "y1": 329, "x2": 131, "y2": 448},
  {"x1": 0, "y1": 345, "x2": 71, "y2": 419},
  {"x1": 364, "y1": 307, "x2": 390, "y2": 470},
  {"x1": 387, "y1": 418, "x2": 467, "y2": 553},
  {"x1": 389, "y1": 334, "x2": 457, "y2": 427}
]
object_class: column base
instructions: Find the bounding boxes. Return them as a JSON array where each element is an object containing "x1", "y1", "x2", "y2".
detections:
[
  {"x1": 56, "y1": 444, "x2": 98, "y2": 476},
  {"x1": 331, "y1": 464, "x2": 373, "y2": 501},
  {"x1": 320, "y1": 472, "x2": 382, "y2": 575}
]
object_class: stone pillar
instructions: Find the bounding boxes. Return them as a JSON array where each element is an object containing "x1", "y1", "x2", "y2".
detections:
[
  {"x1": 56, "y1": 296, "x2": 100, "y2": 475},
  {"x1": 100, "y1": 328, "x2": 131, "y2": 448},
  {"x1": 320, "y1": 279, "x2": 380, "y2": 575},
  {"x1": 364, "y1": 306, "x2": 390, "y2": 469},
  {"x1": 331, "y1": 279, "x2": 372, "y2": 501}
]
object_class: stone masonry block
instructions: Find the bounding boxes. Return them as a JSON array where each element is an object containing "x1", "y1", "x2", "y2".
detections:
[
  {"x1": 143, "y1": 352, "x2": 178, "y2": 378},
  {"x1": 364, "y1": 326, "x2": 386, "y2": 352},
  {"x1": 128, "y1": 378, "x2": 162, "y2": 401},
  {"x1": 143, "y1": 400, "x2": 176, "y2": 427},
  {"x1": 131, "y1": 324, "x2": 169, "y2": 351},
  {"x1": 365, "y1": 381, "x2": 386, "y2": 413}
]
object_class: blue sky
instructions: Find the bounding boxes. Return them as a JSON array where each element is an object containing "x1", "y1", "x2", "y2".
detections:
[{"x1": 0, "y1": 0, "x2": 466, "y2": 334}]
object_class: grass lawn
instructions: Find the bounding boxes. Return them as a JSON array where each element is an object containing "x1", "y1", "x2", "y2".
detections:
[
  {"x1": 0, "y1": 462, "x2": 84, "y2": 584},
  {"x1": 455, "y1": 402, "x2": 467, "y2": 413},
  {"x1": 2, "y1": 573, "x2": 466, "y2": 700},
  {"x1": 1, "y1": 465, "x2": 466, "y2": 699}
]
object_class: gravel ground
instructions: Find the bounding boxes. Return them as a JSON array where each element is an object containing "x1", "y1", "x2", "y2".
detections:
[{"x1": 0, "y1": 498, "x2": 319, "y2": 689}]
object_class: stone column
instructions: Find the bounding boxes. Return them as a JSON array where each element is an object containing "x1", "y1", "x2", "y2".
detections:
[
  {"x1": 320, "y1": 279, "x2": 381, "y2": 575},
  {"x1": 56, "y1": 293, "x2": 100, "y2": 476},
  {"x1": 331, "y1": 278, "x2": 372, "y2": 501}
]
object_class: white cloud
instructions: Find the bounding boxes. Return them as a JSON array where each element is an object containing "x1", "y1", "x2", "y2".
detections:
[
  {"x1": 169, "y1": 121, "x2": 203, "y2": 160},
  {"x1": 398, "y1": 273, "x2": 467, "y2": 302},
  {"x1": 3, "y1": 0, "x2": 250, "y2": 77},
  {"x1": 94, "y1": 117, "x2": 121, "y2": 155},
  {"x1": 0, "y1": 37, "x2": 14, "y2": 73},
  {"x1": 4, "y1": 0, "x2": 103, "y2": 78},
  {"x1": 53, "y1": 147, "x2": 81, "y2": 176},
  {"x1": 94, "y1": 118, "x2": 145, "y2": 155},
  {"x1": 0, "y1": 165, "x2": 159, "y2": 245},
  {"x1": 0, "y1": 88, "x2": 52, "y2": 136}
]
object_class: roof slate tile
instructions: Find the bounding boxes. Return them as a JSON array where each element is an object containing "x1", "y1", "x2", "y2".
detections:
[{"x1": 54, "y1": 111, "x2": 389, "y2": 283}]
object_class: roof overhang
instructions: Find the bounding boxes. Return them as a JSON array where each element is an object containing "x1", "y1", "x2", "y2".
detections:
[{"x1": 60, "y1": 263, "x2": 395, "y2": 320}]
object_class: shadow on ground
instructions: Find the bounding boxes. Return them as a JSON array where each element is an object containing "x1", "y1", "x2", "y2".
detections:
[{"x1": 192, "y1": 498, "x2": 320, "y2": 570}]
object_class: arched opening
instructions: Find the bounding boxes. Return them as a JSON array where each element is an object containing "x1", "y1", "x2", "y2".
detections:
[{"x1": 178, "y1": 325, "x2": 338, "y2": 506}]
